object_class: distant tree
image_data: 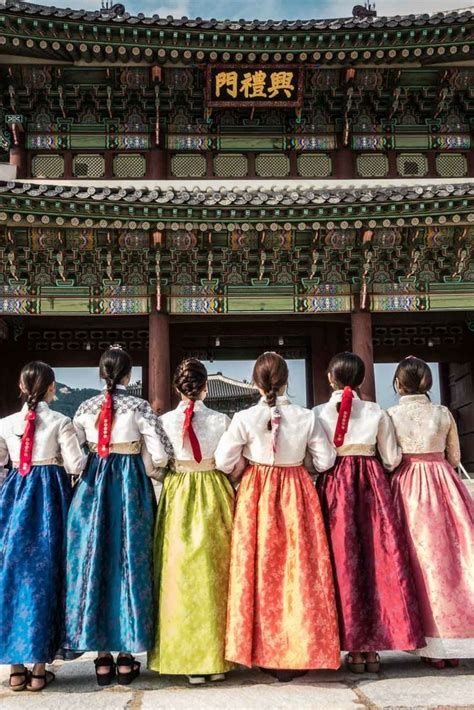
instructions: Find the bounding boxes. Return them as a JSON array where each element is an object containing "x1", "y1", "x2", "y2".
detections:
[{"x1": 50, "y1": 383, "x2": 101, "y2": 418}]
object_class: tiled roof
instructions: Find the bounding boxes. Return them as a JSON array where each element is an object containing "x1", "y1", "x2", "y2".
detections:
[
  {"x1": 1, "y1": 180, "x2": 473, "y2": 207},
  {"x1": 2, "y1": 1, "x2": 473, "y2": 30},
  {"x1": 207, "y1": 374, "x2": 259, "y2": 401}
]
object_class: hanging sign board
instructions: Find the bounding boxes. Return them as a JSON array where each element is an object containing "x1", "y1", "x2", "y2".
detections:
[{"x1": 206, "y1": 65, "x2": 303, "y2": 108}]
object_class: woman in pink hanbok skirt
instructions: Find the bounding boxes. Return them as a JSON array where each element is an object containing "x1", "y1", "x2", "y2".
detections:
[{"x1": 389, "y1": 357, "x2": 474, "y2": 668}]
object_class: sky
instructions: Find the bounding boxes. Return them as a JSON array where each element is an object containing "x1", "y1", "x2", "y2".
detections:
[
  {"x1": 54, "y1": 361, "x2": 440, "y2": 408},
  {"x1": 29, "y1": 0, "x2": 471, "y2": 19}
]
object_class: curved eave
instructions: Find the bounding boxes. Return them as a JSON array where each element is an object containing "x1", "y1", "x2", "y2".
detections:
[
  {"x1": 0, "y1": 2, "x2": 473, "y2": 66},
  {"x1": 1, "y1": 178, "x2": 473, "y2": 230}
]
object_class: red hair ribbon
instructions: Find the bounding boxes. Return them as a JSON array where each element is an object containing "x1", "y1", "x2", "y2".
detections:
[
  {"x1": 333, "y1": 386, "x2": 354, "y2": 448},
  {"x1": 19, "y1": 409, "x2": 37, "y2": 476},
  {"x1": 183, "y1": 400, "x2": 202, "y2": 463},
  {"x1": 97, "y1": 391, "x2": 113, "y2": 458}
]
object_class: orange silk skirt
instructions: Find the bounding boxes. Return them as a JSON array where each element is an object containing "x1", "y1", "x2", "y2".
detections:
[{"x1": 225, "y1": 463, "x2": 341, "y2": 670}]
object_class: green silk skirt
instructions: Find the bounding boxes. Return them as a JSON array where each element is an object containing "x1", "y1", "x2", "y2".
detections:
[{"x1": 149, "y1": 468, "x2": 235, "y2": 675}]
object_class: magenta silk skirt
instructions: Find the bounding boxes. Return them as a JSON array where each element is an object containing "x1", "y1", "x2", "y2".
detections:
[
  {"x1": 317, "y1": 455, "x2": 424, "y2": 652},
  {"x1": 392, "y1": 453, "x2": 474, "y2": 659}
]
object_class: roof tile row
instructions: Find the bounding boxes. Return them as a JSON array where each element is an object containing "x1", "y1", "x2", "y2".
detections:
[
  {"x1": 3, "y1": 1, "x2": 473, "y2": 31},
  {"x1": 0, "y1": 181, "x2": 473, "y2": 207}
]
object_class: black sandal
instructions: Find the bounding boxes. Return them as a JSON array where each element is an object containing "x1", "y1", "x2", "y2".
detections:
[
  {"x1": 116, "y1": 655, "x2": 141, "y2": 685},
  {"x1": 94, "y1": 655, "x2": 116, "y2": 687},
  {"x1": 9, "y1": 668, "x2": 30, "y2": 692},
  {"x1": 26, "y1": 670, "x2": 55, "y2": 692}
]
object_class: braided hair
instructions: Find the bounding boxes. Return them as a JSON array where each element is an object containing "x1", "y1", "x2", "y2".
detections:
[
  {"x1": 173, "y1": 358, "x2": 207, "y2": 400},
  {"x1": 99, "y1": 346, "x2": 132, "y2": 396},
  {"x1": 20, "y1": 361, "x2": 55, "y2": 412},
  {"x1": 252, "y1": 352, "x2": 288, "y2": 429},
  {"x1": 96, "y1": 347, "x2": 132, "y2": 456},
  {"x1": 18, "y1": 361, "x2": 55, "y2": 475}
]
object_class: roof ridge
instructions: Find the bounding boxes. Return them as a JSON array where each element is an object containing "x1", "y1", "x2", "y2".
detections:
[
  {"x1": 2, "y1": 0, "x2": 472, "y2": 28},
  {"x1": 208, "y1": 373, "x2": 258, "y2": 389}
]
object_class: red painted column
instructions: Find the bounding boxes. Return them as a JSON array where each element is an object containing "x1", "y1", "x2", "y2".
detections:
[
  {"x1": 351, "y1": 311, "x2": 376, "y2": 402},
  {"x1": 9, "y1": 146, "x2": 26, "y2": 179},
  {"x1": 147, "y1": 149, "x2": 167, "y2": 179},
  {"x1": 311, "y1": 332, "x2": 331, "y2": 406},
  {"x1": 148, "y1": 306, "x2": 171, "y2": 413}
]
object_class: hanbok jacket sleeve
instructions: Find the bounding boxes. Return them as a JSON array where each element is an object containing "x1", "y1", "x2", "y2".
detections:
[
  {"x1": 215, "y1": 413, "x2": 247, "y2": 475},
  {"x1": 135, "y1": 401, "x2": 173, "y2": 469},
  {"x1": 306, "y1": 411, "x2": 337, "y2": 473},
  {"x1": 73, "y1": 408, "x2": 87, "y2": 447},
  {"x1": 376, "y1": 411, "x2": 402, "y2": 472},
  {"x1": 445, "y1": 409, "x2": 461, "y2": 468},
  {"x1": 0, "y1": 421, "x2": 9, "y2": 485},
  {"x1": 58, "y1": 417, "x2": 87, "y2": 476}
]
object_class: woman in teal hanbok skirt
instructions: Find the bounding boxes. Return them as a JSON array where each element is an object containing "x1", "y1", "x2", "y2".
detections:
[{"x1": 64, "y1": 347, "x2": 172, "y2": 686}]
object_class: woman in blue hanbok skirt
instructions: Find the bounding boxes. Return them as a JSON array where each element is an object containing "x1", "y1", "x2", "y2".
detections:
[
  {"x1": 64, "y1": 346, "x2": 172, "y2": 686},
  {"x1": 0, "y1": 361, "x2": 85, "y2": 691}
]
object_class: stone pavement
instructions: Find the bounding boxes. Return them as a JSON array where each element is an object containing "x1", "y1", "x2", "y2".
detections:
[{"x1": 1, "y1": 653, "x2": 473, "y2": 710}]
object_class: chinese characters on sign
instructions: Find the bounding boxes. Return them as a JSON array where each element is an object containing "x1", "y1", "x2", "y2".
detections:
[{"x1": 207, "y1": 66, "x2": 303, "y2": 107}]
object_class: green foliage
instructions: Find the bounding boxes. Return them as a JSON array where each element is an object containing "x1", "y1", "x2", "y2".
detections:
[{"x1": 50, "y1": 383, "x2": 100, "y2": 419}]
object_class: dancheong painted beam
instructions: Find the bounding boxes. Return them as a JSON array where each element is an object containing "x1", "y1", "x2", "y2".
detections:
[{"x1": 0, "y1": 179, "x2": 473, "y2": 316}]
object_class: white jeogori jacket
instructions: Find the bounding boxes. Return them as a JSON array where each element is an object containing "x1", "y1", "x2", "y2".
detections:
[
  {"x1": 215, "y1": 396, "x2": 336, "y2": 474},
  {"x1": 159, "y1": 399, "x2": 231, "y2": 470},
  {"x1": 73, "y1": 385, "x2": 172, "y2": 472},
  {"x1": 0, "y1": 401, "x2": 86, "y2": 475},
  {"x1": 314, "y1": 389, "x2": 402, "y2": 471}
]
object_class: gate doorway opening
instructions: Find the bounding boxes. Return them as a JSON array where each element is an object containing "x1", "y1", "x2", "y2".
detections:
[{"x1": 51, "y1": 366, "x2": 143, "y2": 418}]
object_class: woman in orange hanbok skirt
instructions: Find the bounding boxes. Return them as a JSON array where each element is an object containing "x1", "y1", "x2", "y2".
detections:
[{"x1": 215, "y1": 352, "x2": 340, "y2": 681}]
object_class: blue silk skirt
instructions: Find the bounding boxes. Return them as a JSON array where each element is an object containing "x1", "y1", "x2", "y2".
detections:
[
  {"x1": 0, "y1": 465, "x2": 71, "y2": 664},
  {"x1": 64, "y1": 453, "x2": 156, "y2": 653}
]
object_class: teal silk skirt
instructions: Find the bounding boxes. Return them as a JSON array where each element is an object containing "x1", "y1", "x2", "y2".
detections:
[
  {"x1": 149, "y1": 469, "x2": 234, "y2": 675},
  {"x1": 65, "y1": 452, "x2": 156, "y2": 653}
]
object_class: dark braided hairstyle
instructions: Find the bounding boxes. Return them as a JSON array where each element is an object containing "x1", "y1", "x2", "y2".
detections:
[
  {"x1": 327, "y1": 352, "x2": 365, "y2": 413},
  {"x1": 173, "y1": 358, "x2": 208, "y2": 401},
  {"x1": 20, "y1": 361, "x2": 55, "y2": 412},
  {"x1": 252, "y1": 352, "x2": 289, "y2": 429},
  {"x1": 99, "y1": 346, "x2": 132, "y2": 395}
]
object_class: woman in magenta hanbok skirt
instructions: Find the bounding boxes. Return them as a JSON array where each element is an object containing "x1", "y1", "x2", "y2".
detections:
[
  {"x1": 389, "y1": 357, "x2": 474, "y2": 668},
  {"x1": 316, "y1": 352, "x2": 424, "y2": 673}
]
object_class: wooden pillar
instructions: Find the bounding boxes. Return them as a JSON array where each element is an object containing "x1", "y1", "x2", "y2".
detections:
[
  {"x1": 333, "y1": 141, "x2": 354, "y2": 179},
  {"x1": 311, "y1": 332, "x2": 331, "y2": 406},
  {"x1": 351, "y1": 311, "x2": 376, "y2": 402},
  {"x1": 148, "y1": 306, "x2": 171, "y2": 413},
  {"x1": 147, "y1": 149, "x2": 167, "y2": 179},
  {"x1": 9, "y1": 146, "x2": 26, "y2": 179}
]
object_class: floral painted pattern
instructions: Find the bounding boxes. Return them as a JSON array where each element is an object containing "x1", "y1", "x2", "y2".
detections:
[
  {"x1": 65, "y1": 452, "x2": 156, "y2": 653},
  {"x1": 0, "y1": 465, "x2": 71, "y2": 664},
  {"x1": 226, "y1": 464, "x2": 341, "y2": 670}
]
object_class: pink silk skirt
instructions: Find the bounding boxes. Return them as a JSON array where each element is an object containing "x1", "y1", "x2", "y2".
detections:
[
  {"x1": 392, "y1": 453, "x2": 474, "y2": 658},
  {"x1": 317, "y1": 455, "x2": 425, "y2": 652}
]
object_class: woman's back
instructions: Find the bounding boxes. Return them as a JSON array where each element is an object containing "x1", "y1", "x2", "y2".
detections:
[
  {"x1": 388, "y1": 394, "x2": 460, "y2": 465},
  {"x1": 160, "y1": 401, "x2": 229, "y2": 462}
]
